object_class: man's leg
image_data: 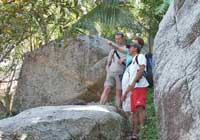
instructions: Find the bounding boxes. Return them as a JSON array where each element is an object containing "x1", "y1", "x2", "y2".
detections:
[
  {"x1": 115, "y1": 74, "x2": 122, "y2": 108},
  {"x1": 130, "y1": 89, "x2": 141, "y2": 139},
  {"x1": 100, "y1": 73, "x2": 113, "y2": 105},
  {"x1": 134, "y1": 88, "x2": 147, "y2": 139},
  {"x1": 115, "y1": 89, "x2": 122, "y2": 107},
  {"x1": 137, "y1": 106, "x2": 146, "y2": 126},
  {"x1": 124, "y1": 112, "x2": 131, "y2": 120},
  {"x1": 137, "y1": 88, "x2": 147, "y2": 126},
  {"x1": 132, "y1": 111, "x2": 139, "y2": 137},
  {"x1": 100, "y1": 86, "x2": 111, "y2": 105}
]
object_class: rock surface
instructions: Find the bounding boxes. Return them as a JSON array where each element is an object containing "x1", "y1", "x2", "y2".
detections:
[
  {"x1": 154, "y1": 0, "x2": 200, "y2": 140},
  {"x1": 14, "y1": 36, "x2": 111, "y2": 111},
  {"x1": 0, "y1": 105, "x2": 129, "y2": 140}
]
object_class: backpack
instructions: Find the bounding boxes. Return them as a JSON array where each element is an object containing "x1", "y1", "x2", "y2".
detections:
[
  {"x1": 127, "y1": 53, "x2": 153, "y2": 87},
  {"x1": 145, "y1": 53, "x2": 153, "y2": 87}
]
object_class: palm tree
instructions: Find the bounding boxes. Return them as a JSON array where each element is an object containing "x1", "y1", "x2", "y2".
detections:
[
  {"x1": 69, "y1": 0, "x2": 171, "y2": 52},
  {"x1": 68, "y1": 0, "x2": 142, "y2": 37}
]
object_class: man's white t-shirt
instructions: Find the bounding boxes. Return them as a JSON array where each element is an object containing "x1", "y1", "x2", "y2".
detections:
[{"x1": 128, "y1": 54, "x2": 149, "y2": 88}]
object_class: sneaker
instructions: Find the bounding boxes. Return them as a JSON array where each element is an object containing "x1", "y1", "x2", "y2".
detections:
[{"x1": 131, "y1": 133, "x2": 139, "y2": 140}]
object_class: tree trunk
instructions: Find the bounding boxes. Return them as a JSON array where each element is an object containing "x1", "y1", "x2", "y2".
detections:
[{"x1": 147, "y1": 30, "x2": 154, "y2": 53}]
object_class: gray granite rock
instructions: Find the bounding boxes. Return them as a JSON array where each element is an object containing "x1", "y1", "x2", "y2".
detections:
[
  {"x1": 14, "y1": 36, "x2": 111, "y2": 112},
  {"x1": 154, "y1": 0, "x2": 200, "y2": 140},
  {"x1": 0, "y1": 105, "x2": 128, "y2": 140}
]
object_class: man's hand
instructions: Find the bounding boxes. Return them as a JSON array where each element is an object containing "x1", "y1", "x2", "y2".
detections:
[
  {"x1": 121, "y1": 93, "x2": 127, "y2": 101},
  {"x1": 108, "y1": 41, "x2": 117, "y2": 49},
  {"x1": 122, "y1": 83, "x2": 136, "y2": 100},
  {"x1": 108, "y1": 41, "x2": 113, "y2": 46},
  {"x1": 127, "y1": 85, "x2": 134, "y2": 92}
]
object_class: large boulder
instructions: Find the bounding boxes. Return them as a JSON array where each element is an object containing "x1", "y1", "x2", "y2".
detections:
[
  {"x1": 0, "y1": 105, "x2": 129, "y2": 140},
  {"x1": 14, "y1": 36, "x2": 112, "y2": 111},
  {"x1": 154, "y1": 0, "x2": 200, "y2": 140}
]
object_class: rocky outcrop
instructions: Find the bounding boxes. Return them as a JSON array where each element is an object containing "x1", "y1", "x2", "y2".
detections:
[
  {"x1": 154, "y1": 0, "x2": 200, "y2": 140},
  {"x1": 0, "y1": 105, "x2": 129, "y2": 140},
  {"x1": 14, "y1": 36, "x2": 111, "y2": 112}
]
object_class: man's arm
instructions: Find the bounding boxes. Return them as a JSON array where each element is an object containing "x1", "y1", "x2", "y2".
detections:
[
  {"x1": 108, "y1": 41, "x2": 126, "y2": 54},
  {"x1": 130, "y1": 65, "x2": 145, "y2": 87},
  {"x1": 106, "y1": 50, "x2": 114, "y2": 72}
]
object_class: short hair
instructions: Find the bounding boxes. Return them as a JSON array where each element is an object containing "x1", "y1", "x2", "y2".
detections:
[
  {"x1": 133, "y1": 37, "x2": 144, "y2": 46},
  {"x1": 115, "y1": 32, "x2": 124, "y2": 38}
]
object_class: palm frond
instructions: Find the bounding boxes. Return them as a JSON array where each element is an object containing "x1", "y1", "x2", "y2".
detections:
[
  {"x1": 155, "y1": 0, "x2": 171, "y2": 15},
  {"x1": 69, "y1": 0, "x2": 142, "y2": 35}
]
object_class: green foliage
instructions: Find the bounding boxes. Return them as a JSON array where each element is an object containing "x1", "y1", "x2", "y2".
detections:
[
  {"x1": 0, "y1": 0, "x2": 85, "y2": 62},
  {"x1": 156, "y1": 0, "x2": 171, "y2": 15},
  {"x1": 140, "y1": 88, "x2": 158, "y2": 140},
  {"x1": 132, "y1": 0, "x2": 169, "y2": 36},
  {"x1": 70, "y1": 0, "x2": 142, "y2": 37}
]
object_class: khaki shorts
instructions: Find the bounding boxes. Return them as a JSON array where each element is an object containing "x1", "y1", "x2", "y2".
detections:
[{"x1": 104, "y1": 72, "x2": 123, "y2": 90}]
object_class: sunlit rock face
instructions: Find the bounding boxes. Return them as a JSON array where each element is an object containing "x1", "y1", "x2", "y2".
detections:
[
  {"x1": 0, "y1": 105, "x2": 129, "y2": 140},
  {"x1": 14, "y1": 35, "x2": 112, "y2": 112},
  {"x1": 154, "y1": 0, "x2": 200, "y2": 140}
]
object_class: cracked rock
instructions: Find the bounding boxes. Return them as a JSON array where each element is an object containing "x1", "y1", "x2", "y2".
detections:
[{"x1": 154, "y1": 0, "x2": 200, "y2": 140}]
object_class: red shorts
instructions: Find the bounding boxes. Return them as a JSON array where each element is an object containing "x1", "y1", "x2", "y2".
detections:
[{"x1": 131, "y1": 88, "x2": 147, "y2": 112}]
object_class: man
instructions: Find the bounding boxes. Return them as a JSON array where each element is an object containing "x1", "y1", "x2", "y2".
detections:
[
  {"x1": 122, "y1": 42, "x2": 149, "y2": 140},
  {"x1": 100, "y1": 32, "x2": 126, "y2": 107}
]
